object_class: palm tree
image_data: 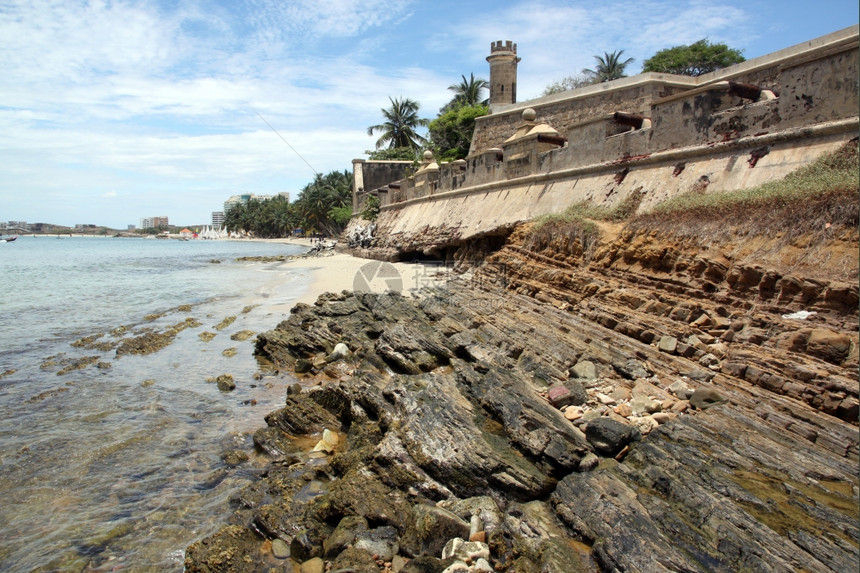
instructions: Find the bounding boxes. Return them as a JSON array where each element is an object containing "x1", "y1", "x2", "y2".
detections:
[
  {"x1": 446, "y1": 73, "x2": 489, "y2": 109},
  {"x1": 583, "y1": 50, "x2": 635, "y2": 82},
  {"x1": 367, "y1": 96, "x2": 428, "y2": 151},
  {"x1": 294, "y1": 170, "x2": 353, "y2": 235}
]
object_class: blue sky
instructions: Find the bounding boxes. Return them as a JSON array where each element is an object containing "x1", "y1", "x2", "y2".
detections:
[{"x1": 1, "y1": 0, "x2": 857, "y2": 229}]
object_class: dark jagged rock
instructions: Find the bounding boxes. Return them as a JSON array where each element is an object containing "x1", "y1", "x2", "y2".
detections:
[
  {"x1": 553, "y1": 410, "x2": 859, "y2": 572},
  {"x1": 264, "y1": 394, "x2": 342, "y2": 436},
  {"x1": 290, "y1": 528, "x2": 323, "y2": 562},
  {"x1": 584, "y1": 417, "x2": 642, "y2": 457},
  {"x1": 379, "y1": 369, "x2": 558, "y2": 498},
  {"x1": 496, "y1": 500, "x2": 594, "y2": 573},
  {"x1": 323, "y1": 515, "x2": 368, "y2": 559},
  {"x1": 329, "y1": 545, "x2": 379, "y2": 572},
  {"x1": 400, "y1": 554, "x2": 457, "y2": 573},
  {"x1": 187, "y1": 209, "x2": 858, "y2": 573},
  {"x1": 406, "y1": 504, "x2": 471, "y2": 558},
  {"x1": 313, "y1": 465, "x2": 414, "y2": 533},
  {"x1": 354, "y1": 525, "x2": 399, "y2": 561}
]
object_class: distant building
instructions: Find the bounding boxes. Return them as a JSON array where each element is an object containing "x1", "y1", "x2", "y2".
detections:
[
  {"x1": 128, "y1": 224, "x2": 136, "y2": 231},
  {"x1": 211, "y1": 211, "x2": 224, "y2": 228},
  {"x1": 223, "y1": 195, "x2": 252, "y2": 213},
  {"x1": 140, "y1": 216, "x2": 169, "y2": 229},
  {"x1": 223, "y1": 192, "x2": 290, "y2": 214}
]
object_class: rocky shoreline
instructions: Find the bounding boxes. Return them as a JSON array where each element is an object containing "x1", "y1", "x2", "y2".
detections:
[{"x1": 183, "y1": 216, "x2": 859, "y2": 572}]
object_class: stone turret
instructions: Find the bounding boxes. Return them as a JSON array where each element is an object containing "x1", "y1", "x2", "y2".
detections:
[{"x1": 487, "y1": 40, "x2": 520, "y2": 107}]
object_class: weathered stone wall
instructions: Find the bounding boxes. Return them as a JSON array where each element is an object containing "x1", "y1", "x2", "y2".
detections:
[
  {"x1": 352, "y1": 27, "x2": 859, "y2": 259},
  {"x1": 471, "y1": 78, "x2": 693, "y2": 154},
  {"x1": 648, "y1": 85, "x2": 780, "y2": 153},
  {"x1": 472, "y1": 26, "x2": 858, "y2": 157},
  {"x1": 778, "y1": 46, "x2": 860, "y2": 129},
  {"x1": 365, "y1": 128, "x2": 855, "y2": 260},
  {"x1": 352, "y1": 159, "x2": 413, "y2": 211}
]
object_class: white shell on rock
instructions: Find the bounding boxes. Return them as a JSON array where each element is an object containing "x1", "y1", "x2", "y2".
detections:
[
  {"x1": 326, "y1": 342, "x2": 351, "y2": 363},
  {"x1": 312, "y1": 428, "x2": 340, "y2": 453},
  {"x1": 442, "y1": 537, "x2": 464, "y2": 560},
  {"x1": 442, "y1": 537, "x2": 491, "y2": 563}
]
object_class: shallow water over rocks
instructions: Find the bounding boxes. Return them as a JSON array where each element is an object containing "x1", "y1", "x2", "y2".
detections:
[{"x1": 0, "y1": 236, "x2": 312, "y2": 571}]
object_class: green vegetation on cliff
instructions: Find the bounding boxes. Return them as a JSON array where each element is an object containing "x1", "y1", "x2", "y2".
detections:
[
  {"x1": 637, "y1": 140, "x2": 859, "y2": 240},
  {"x1": 526, "y1": 192, "x2": 643, "y2": 256},
  {"x1": 527, "y1": 141, "x2": 859, "y2": 262}
]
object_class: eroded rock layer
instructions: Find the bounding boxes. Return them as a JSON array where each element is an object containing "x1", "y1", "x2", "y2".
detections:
[{"x1": 185, "y1": 212, "x2": 858, "y2": 572}]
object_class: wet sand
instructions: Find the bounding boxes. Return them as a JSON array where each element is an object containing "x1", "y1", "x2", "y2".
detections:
[{"x1": 229, "y1": 237, "x2": 449, "y2": 315}]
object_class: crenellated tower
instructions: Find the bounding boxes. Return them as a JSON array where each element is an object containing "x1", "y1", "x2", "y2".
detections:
[{"x1": 486, "y1": 40, "x2": 520, "y2": 107}]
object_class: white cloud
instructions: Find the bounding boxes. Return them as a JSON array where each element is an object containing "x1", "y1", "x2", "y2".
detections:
[
  {"x1": 0, "y1": 0, "x2": 853, "y2": 227},
  {"x1": 0, "y1": 1, "x2": 180, "y2": 83}
]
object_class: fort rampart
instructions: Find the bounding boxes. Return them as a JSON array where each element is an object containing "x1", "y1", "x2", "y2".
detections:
[{"x1": 351, "y1": 26, "x2": 859, "y2": 261}]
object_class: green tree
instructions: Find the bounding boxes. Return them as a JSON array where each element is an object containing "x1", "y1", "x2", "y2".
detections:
[
  {"x1": 642, "y1": 39, "x2": 745, "y2": 76},
  {"x1": 328, "y1": 205, "x2": 353, "y2": 227},
  {"x1": 542, "y1": 72, "x2": 595, "y2": 96},
  {"x1": 444, "y1": 73, "x2": 489, "y2": 110},
  {"x1": 222, "y1": 173, "x2": 354, "y2": 238},
  {"x1": 583, "y1": 50, "x2": 634, "y2": 82},
  {"x1": 294, "y1": 170, "x2": 353, "y2": 236},
  {"x1": 367, "y1": 96, "x2": 428, "y2": 151},
  {"x1": 428, "y1": 104, "x2": 489, "y2": 161},
  {"x1": 365, "y1": 147, "x2": 420, "y2": 161},
  {"x1": 261, "y1": 194, "x2": 294, "y2": 237},
  {"x1": 361, "y1": 195, "x2": 380, "y2": 221},
  {"x1": 273, "y1": 200, "x2": 299, "y2": 236}
]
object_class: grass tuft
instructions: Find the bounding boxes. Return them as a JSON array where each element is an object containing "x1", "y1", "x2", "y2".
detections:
[
  {"x1": 525, "y1": 213, "x2": 600, "y2": 258},
  {"x1": 525, "y1": 190, "x2": 644, "y2": 256}
]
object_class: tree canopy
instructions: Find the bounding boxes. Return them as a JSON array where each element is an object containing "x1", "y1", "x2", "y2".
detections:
[
  {"x1": 428, "y1": 104, "x2": 488, "y2": 161},
  {"x1": 367, "y1": 96, "x2": 428, "y2": 151},
  {"x1": 642, "y1": 39, "x2": 745, "y2": 76},
  {"x1": 223, "y1": 170, "x2": 353, "y2": 238},
  {"x1": 542, "y1": 72, "x2": 594, "y2": 96},
  {"x1": 364, "y1": 147, "x2": 420, "y2": 161},
  {"x1": 583, "y1": 50, "x2": 634, "y2": 82}
]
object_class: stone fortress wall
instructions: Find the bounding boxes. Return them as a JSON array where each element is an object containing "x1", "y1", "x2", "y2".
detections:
[{"x1": 351, "y1": 26, "x2": 859, "y2": 259}]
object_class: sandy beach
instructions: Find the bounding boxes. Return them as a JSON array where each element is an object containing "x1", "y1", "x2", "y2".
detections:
[
  {"x1": 228, "y1": 237, "x2": 451, "y2": 316},
  {"x1": 290, "y1": 252, "x2": 441, "y2": 306}
]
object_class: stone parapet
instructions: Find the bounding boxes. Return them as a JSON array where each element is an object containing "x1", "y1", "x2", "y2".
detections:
[{"x1": 353, "y1": 26, "x2": 859, "y2": 257}]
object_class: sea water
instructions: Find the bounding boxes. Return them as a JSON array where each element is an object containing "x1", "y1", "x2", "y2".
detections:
[{"x1": 0, "y1": 235, "x2": 313, "y2": 571}]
